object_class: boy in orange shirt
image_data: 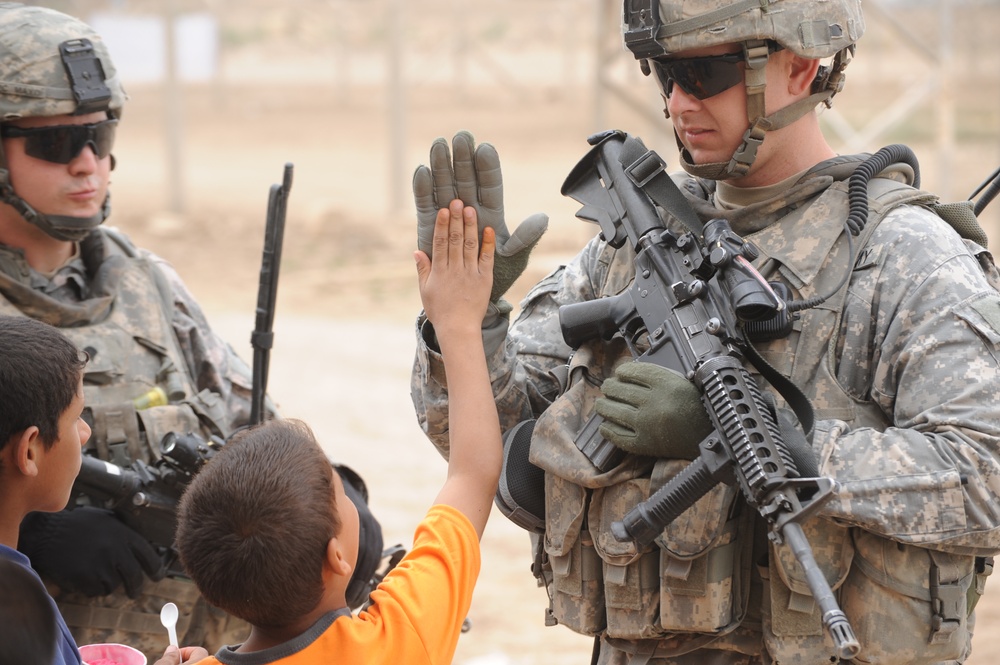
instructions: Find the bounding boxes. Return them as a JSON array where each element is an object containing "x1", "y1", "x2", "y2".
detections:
[{"x1": 175, "y1": 199, "x2": 502, "y2": 664}]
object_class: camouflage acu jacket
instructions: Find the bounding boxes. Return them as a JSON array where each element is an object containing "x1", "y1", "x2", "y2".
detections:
[
  {"x1": 0, "y1": 226, "x2": 257, "y2": 653},
  {"x1": 0, "y1": 226, "x2": 256, "y2": 438},
  {"x1": 411, "y1": 156, "x2": 1000, "y2": 664}
]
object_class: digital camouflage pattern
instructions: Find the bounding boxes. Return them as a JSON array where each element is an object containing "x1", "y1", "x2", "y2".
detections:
[
  {"x1": 0, "y1": 2, "x2": 127, "y2": 120},
  {"x1": 0, "y1": 228, "x2": 256, "y2": 660},
  {"x1": 54, "y1": 577, "x2": 248, "y2": 660},
  {"x1": 648, "y1": 0, "x2": 864, "y2": 59},
  {"x1": 410, "y1": 154, "x2": 1000, "y2": 664},
  {"x1": 0, "y1": 4, "x2": 258, "y2": 656}
]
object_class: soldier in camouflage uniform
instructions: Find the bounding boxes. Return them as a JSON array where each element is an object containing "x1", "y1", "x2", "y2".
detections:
[
  {"x1": 410, "y1": 1, "x2": 1000, "y2": 664},
  {"x1": 0, "y1": 3, "x2": 254, "y2": 659}
]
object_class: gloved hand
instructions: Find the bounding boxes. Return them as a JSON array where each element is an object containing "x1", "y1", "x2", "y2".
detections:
[
  {"x1": 18, "y1": 507, "x2": 165, "y2": 599},
  {"x1": 595, "y1": 361, "x2": 714, "y2": 460},
  {"x1": 413, "y1": 130, "x2": 549, "y2": 308}
]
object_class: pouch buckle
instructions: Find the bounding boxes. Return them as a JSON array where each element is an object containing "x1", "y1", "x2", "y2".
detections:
[{"x1": 929, "y1": 563, "x2": 964, "y2": 644}]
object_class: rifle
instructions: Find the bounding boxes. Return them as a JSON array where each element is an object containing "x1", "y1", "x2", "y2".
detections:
[
  {"x1": 558, "y1": 129, "x2": 860, "y2": 659},
  {"x1": 251, "y1": 163, "x2": 294, "y2": 426},
  {"x1": 72, "y1": 432, "x2": 223, "y2": 576}
]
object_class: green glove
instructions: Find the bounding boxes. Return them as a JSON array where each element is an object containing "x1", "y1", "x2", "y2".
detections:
[
  {"x1": 595, "y1": 361, "x2": 713, "y2": 460},
  {"x1": 412, "y1": 130, "x2": 549, "y2": 305}
]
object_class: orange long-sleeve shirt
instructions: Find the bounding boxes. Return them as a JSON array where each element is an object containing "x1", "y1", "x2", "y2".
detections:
[{"x1": 203, "y1": 504, "x2": 480, "y2": 665}]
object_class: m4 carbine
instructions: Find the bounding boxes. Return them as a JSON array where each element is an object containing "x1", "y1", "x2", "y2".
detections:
[{"x1": 558, "y1": 129, "x2": 860, "y2": 660}]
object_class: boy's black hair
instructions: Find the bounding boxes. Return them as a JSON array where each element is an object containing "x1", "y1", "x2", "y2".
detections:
[
  {"x1": 0, "y1": 315, "x2": 85, "y2": 449},
  {"x1": 176, "y1": 419, "x2": 343, "y2": 628}
]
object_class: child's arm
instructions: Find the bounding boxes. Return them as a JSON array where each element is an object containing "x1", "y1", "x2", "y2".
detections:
[{"x1": 414, "y1": 199, "x2": 502, "y2": 539}]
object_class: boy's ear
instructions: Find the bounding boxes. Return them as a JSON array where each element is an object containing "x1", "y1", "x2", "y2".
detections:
[
  {"x1": 326, "y1": 537, "x2": 354, "y2": 578},
  {"x1": 12, "y1": 427, "x2": 43, "y2": 477}
]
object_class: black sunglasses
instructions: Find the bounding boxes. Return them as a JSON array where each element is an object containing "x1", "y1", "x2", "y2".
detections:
[
  {"x1": 0, "y1": 119, "x2": 118, "y2": 164},
  {"x1": 650, "y1": 52, "x2": 746, "y2": 101}
]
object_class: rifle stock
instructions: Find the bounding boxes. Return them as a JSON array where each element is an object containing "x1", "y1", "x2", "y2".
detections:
[{"x1": 558, "y1": 130, "x2": 860, "y2": 659}]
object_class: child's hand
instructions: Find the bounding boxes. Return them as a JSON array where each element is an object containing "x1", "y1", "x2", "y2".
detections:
[
  {"x1": 152, "y1": 645, "x2": 209, "y2": 665},
  {"x1": 415, "y1": 199, "x2": 495, "y2": 339}
]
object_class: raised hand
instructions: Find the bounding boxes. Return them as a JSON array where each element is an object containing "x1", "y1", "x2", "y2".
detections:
[
  {"x1": 415, "y1": 199, "x2": 495, "y2": 338},
  {"x1": 413, "y1": 131, "x2": 547, "y2": 305}
]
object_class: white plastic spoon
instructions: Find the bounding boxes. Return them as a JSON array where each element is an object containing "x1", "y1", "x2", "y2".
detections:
[{"x1": 160, "y1": 602, "x2": 179, "y2": 648}]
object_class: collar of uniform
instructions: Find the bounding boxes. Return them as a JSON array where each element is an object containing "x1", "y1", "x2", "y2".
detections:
[
  {"x1": 0, "y1": 242, "x2": 32, "y2": 286},
  {"x1": 0, "y1": 241, "x2": 86, "y2": 293},
  {"x1": 715, "y1": 168, "x2": 807, "y2": 210},
  {"x1": 742, "y1": 179, "x2": 851, "y2": 289}
]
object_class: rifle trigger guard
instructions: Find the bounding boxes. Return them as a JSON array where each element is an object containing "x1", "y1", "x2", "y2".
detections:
[{"x1": 625, "y1": 150, "x2": 667, "y2": 189}]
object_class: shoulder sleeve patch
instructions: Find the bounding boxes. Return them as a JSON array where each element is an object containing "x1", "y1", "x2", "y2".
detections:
[
  {"x1": 962, "y1": 293, "x2": 1000, "y2": 343},
  {"x1": 854, "y1": 244, "x2": 883, "y2": 271}
]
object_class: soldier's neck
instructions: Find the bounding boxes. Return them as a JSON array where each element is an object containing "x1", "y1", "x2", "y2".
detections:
[{"x1": 0, "y1": 214, "x2": 76, "y2": 275}]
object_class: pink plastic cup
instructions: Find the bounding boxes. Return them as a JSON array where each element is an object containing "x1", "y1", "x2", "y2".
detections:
[{"x1": 79, "y1": 643, "x2": 148, "y2": 665}]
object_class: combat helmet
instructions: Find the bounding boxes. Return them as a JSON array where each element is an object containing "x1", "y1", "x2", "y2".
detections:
[
  {"x1": 623, "y1": 0, "x2": 864, "y2": 180},
  {"x1": 0, "y1": 2, "x2": 127, "y2": 241}
]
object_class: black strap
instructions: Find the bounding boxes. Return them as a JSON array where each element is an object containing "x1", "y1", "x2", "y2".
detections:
[
  {"x1": 741, "y1": 332, "x2": 816, "y2": 438},
  {"x1": 619, "y1": 135, "x2": 704, "y2": 236}
]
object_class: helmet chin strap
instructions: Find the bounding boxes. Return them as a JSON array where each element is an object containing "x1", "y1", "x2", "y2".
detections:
[
  {"x1": 0, "y1": 144, "x2": 114, "y2": 242},
  {"x1": 675, "y1": 41, "x2": 845, "y2": 182},
  {"x1": 1, "y1": 168, "x2": 111, "y2": 242},
  {"x1": 677, "y1": 93, "x2": 833, "y2": 181}
]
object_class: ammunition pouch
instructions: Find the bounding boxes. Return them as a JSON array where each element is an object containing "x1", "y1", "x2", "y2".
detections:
[
  {"x1": 57, "y1": 576, "x2": 201, "y2": 637},
  {"x1": 87, "y1": 402, "x2": 145, "y2": 467},
  {"x1": 764, "y1": 524, "x2": 987, "y2": 664},
  {"x1": 85, "y1": 389, "x2": 229, "y2": 468},
  {"x1": 594, "y1": 460, "x2": 753, "y2": 641},
  {"x1": 531, "y1": 340, "x2": 754, "y2": 644}
]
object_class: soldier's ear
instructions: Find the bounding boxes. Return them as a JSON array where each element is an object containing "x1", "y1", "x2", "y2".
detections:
[{"x1": 786, "y1": 53, "x2": 821, "y2": 97}]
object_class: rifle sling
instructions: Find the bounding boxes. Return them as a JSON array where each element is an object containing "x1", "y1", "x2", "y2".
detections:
[
  {"x1": 740, "y1": 333, "x2": 816, "y2": 438},
  {"x1": 619, "y1": 135, "x2": 704, "y2": 236}
]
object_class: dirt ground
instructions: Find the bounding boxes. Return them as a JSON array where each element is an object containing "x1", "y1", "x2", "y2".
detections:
[{"x1": 105, "y1": 62, "x2": 1000, "y2": 665}]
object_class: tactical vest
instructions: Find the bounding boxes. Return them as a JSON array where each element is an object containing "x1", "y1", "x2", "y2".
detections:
[
  {"x1": 0, "y1": 229, "x2": 231, "y2": 467},
  {"x1": 528, "y1": 176, "x2": 995, "y2": 663},
  {"x1": 0, "y1": 228, "x2": 234, "y2": 640}
]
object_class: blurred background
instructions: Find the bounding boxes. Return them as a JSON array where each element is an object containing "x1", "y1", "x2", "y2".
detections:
[
  {"x1": 22, "y1": 0, "x2": 1000, "y2": 313},
  {"x1": 15, "y1": 1, "x2": 1000, "y2": 663}
]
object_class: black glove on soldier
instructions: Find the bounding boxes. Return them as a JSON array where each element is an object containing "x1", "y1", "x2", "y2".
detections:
[
  {"x1": 18, "y1": 507, "x2": 165, "y2": 599},
  {"x1": 595, "y1": 361, "x2": 713, "y2": 460}
]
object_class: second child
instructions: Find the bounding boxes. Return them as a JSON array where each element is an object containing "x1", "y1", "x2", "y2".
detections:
[{"x1": 175, "y1": 199, "x2": 501, "y2": 664}]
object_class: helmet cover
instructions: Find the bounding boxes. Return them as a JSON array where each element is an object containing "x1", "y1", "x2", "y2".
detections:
[
  {"x1": 0, "y1": 2, "x2": 126, "y2": 121},
  {"x1": 624, "y1": 0, "x2": 864, "y2": 61},
  {"x1": 623, "y1": 0, "x2": 865, "y2": 180}
]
